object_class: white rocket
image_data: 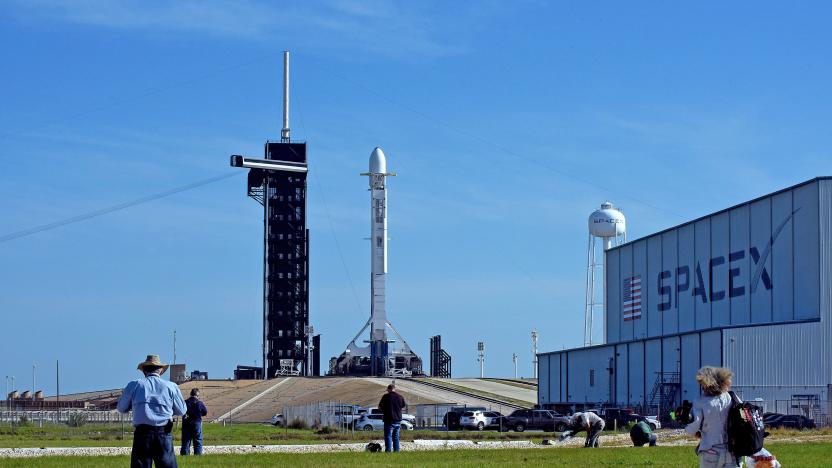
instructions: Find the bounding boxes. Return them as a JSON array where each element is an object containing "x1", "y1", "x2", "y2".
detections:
[
  {"x1": 332, "y1": 147, "x2": 421, "y2": 376},
  {"x1": 365, "y1": 147, "x2": 394, "y2": 344}
]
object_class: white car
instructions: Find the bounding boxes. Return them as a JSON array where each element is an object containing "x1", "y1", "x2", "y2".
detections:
[
  {"x1": 460, "y1": 410, "x2": 488, "y2": 430},
  {"x1": 270, "y1": 413, "x2": 284, "y2": 426},
  {"x1": 368, "y1": 408, "x2": 416, "y2": 424},
  {"x1": 643, "y1": 416, "x2": 661, "y2": 430},
  {"x1": 356, "y1": 414, "x2": 414, "y2": 431}
]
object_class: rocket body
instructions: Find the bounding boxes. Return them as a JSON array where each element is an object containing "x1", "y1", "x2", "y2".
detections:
[{"x1": 368, "y1": 147, "x2": 389, "y2": 344}]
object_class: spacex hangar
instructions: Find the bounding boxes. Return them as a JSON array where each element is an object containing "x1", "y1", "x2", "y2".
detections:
[{"x1": 538, "y1": 177, "x2": 832, "y2": 418}]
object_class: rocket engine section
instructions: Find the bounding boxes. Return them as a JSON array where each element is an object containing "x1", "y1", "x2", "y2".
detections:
[{"x1": 330, "y1": 147, "x2": 423, "y2": 377}]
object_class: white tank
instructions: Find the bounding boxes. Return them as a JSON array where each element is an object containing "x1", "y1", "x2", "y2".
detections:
[
  {"x1": 369, "y1": 147, "x2": 387, "y2": 173},
  {"x1": 588, "y1": 202, "x2": 626, "y2": 238}
]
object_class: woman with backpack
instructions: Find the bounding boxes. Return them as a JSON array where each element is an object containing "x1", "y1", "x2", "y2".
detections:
[{"x1": 685, "y1": 366, "x2": 740, "y2": 468}]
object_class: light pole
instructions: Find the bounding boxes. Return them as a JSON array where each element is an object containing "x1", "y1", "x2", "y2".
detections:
[
  {"x1": 32, "y1": 364, "x2": 36, "y2": 400},
  {"x1": 477, "y1": 342, "x2": 485, "y2": 378},
  {"x1": 531, "y1": 330, "x2": 539, "y2": 379},
  {"x1": 4, "y1": 376, "x2": 8, "y2": 410},
  {"x1": 512, "y1": 353, "x2": 518, "y2": 379}
]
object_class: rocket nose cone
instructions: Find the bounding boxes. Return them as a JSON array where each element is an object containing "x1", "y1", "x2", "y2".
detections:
[{"x1": 369, "y1": 147, "x2": 387, "y2": 173}]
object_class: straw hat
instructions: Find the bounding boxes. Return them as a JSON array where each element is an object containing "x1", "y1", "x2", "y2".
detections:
[{"x1": 137, "y1": 354, "x2": 169, "y2": 375}]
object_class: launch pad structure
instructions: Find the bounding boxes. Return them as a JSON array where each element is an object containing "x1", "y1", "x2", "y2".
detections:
[
  {"x1": 329, "y1": 148, "x2": 423, "y2": 377},
  {"x1": 230, "y1": 51, "x2": 318, "y2": 378}
]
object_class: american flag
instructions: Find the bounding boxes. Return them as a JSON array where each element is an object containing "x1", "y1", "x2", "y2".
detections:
[{"x1": 623, "y1": 275, "x2": 642, "y2": 321}]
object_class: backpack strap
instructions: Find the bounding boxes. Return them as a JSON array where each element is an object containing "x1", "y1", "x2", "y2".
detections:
[{"x1": 728, "y1": 391, "x2": 739, "y2": 406}]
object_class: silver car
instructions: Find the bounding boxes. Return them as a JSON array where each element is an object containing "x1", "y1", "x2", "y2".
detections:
[{"x1": 356, "y1": 414, "x2": 414, "y2": 431}]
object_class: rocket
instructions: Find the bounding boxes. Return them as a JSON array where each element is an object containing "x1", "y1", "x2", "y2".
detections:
[
  {"x1": 365, "y1": 147, "x2": 394, "y2": 346},
  {"x1": 330, "y1": 147, "x2": 422, "y2": 377}
]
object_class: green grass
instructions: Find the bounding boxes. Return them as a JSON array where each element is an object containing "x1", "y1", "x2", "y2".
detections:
[
  {"x1": 0, "y1": 442, "x2": 827, "y2": 467},
  {"x1": 0, "y1": 423, "x2": 543, "y2": 448}
]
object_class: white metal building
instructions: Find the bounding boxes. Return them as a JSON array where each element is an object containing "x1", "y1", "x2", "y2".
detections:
[{"x1": 538, "y1": 177, "x2": 832, "y2": 417}]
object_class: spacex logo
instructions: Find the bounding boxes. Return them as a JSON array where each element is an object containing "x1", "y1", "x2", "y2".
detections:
[{"x1": 654, "y1": 209, "x2": 799, "y2": 311}]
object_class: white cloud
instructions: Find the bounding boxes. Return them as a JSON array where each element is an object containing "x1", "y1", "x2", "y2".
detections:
[{"x1": 8, "y1": 0, "x2": 476, "y2": 58}]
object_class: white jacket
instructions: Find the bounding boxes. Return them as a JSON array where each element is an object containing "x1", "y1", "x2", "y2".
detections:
[{"x1": 685, "y1": 392, "x2": 736, "y2": 453}]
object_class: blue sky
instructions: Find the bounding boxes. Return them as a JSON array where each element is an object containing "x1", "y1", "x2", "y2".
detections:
[{"x1": 1, "y1": 1, "x2": 830, "y2": 394}]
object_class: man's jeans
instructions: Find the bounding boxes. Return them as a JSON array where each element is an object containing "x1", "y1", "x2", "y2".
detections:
[
  {"x1": 383, "y1": 422, "x2": 401, "y2": 452},
  {"x1": 180, "y1": 420, "x2": 203, "y2": 455},
  {"x1": 131, "y1": 425, "x2": 177, "y2": 468}
]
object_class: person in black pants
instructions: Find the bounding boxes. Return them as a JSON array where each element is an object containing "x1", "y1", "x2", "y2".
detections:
[
  {"x1": 116, "y1": 354, "x2": 186, "y2": 468},
  {"x1": 378, "y1": 383, "x2": 407, "y2": 452},
  {"x1": 180, "y1": 388, "x2": 208, "y2": 456}
]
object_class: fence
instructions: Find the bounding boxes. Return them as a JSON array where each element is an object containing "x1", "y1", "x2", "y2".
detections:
[{"x1": 0, "y1": 409, "x2": 132, "y2": 426}]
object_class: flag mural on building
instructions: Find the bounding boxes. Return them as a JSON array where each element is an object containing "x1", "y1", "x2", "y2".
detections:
[{"x1": 623, "y1": 275, "x2": 642, "y2": 321}]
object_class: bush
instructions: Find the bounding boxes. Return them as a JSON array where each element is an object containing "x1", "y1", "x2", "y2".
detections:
[
  {"x1": 67, "y1": 412, "x2": 88, "y2": 427},
  {"x1": 315, "y1": 426, "x2": 338, "y2": 435},
  {"x1": 287, "y1": 418, "x2": 309, "y2": 430},
  {"x1": 14, "y1": 415, "x2": 31, "y2": 427}
]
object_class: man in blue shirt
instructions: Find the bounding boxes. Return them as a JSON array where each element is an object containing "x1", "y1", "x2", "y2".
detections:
[
  {"x1": 180, "y1": 388, "x2": 208, "y2": 456},
  {"x1": 117, "y1": 355, "x2": 186, "y2": 468}
]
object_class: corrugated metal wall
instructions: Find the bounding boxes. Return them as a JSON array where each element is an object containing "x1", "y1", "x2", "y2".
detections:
[
  {"x1": 540, "y1": 330, "x2": 722, "y2": 406},
  {"x1": 606, "y1": 179, "x2": 822, "y2": 344},
  {"x1": 819, "y1": 179, "x2": 832, "y2": 391}
]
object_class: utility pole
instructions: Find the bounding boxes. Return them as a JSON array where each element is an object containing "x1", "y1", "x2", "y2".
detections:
[
  {"x1": 173, "y1": 329, "x2": 177, "y2": 365},
  {"x1": 4, "y1": 376, "x2": 7, "y2": 410},
  {"x1": 304, "y1": 325, "x2": 314, "y2": 376},
  {"x1": 531, "y1": 330, "x2": 539, "y2": 379},
  {"x1": 32, "y1": 364, "x2": 36, "y2": 400},
  {"x1": 477, "y1": 342, "x2": 485, "y2": 378},
  {"x1": 56, "y1": 361, "x2": 60, "y2": 405},
  {"x1": 512, "y1": 353, "x2": 518, "y2": 379}
]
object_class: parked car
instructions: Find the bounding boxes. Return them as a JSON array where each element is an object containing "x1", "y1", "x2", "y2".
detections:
[
  {"x1": 460, "y1": 410, "x2": 488, "y2": 430},
  {"x1": 764, "y1": 413, "x2": 816, "y2": 429},
  {"x1": 367, "y1": 407, "x2": 416, "y2": 424},
  {"x1": 270, "y1": 413, "x2": 284, "y2": 426},
  {"x1": 504, "y1": 409, "x2": 570, "y2": 432},
  {"x1": 355, "y1": 414, "x2": 414, "y2": 431},
  {"x1": 483, "y1": 411, "x2": 505, "y2": 429},
  {"x1": 443, "y1": 406, "x2": 488, "y2": 430},
  {"x1": 637, "y1": 415, "x2": 662, "y2": 430},
  {"x1": 588, "y1": 408, "x2": 638, "y2": 429}
]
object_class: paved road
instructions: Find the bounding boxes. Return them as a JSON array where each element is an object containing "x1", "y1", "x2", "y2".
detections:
[
  {"x1": 365, "y1": 378, "x2": 512, "y2": 411},
  {"x1": 434, "y1": 379, "x2": 537, "y2": 404}
]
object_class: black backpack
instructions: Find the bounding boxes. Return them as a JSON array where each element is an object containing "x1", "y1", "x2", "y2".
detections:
[{"x1": 726, "y1": 391, "x2": 766, "y2": 456}]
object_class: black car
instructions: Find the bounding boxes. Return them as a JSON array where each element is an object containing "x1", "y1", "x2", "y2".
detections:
[
  {"x1": 591, "y1": 408, "x2": 637, "y2": 429},
  {"x1": 765, "y1": 413, "x2": 816, "y2": 429},
  {"x1": 503, "y1": 409, "x2": 570, "y2": 432}
]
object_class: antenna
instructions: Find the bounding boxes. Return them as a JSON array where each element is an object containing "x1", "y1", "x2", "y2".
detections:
[{"x1": 281, "y1": 50, "x2": 291, "y2": 142}]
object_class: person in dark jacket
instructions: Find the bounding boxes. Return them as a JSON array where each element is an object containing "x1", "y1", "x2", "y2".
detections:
[
  {"x1": 630, "y1": 420, "x2": 657, "y2": 447},
  {"x1": 378, "y1": 383, "x2": 406, "y2": 452},
  {"x1": 180, "y1": 388, "x2": 208, "y2": 456}
]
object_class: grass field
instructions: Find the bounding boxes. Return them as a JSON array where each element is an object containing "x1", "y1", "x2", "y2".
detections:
[
  {"x1": 0, "y1": 423, "x2": 543, "y2": 448},
  {"x1": 0, "y1": 442, "x2": 827, "y2": 467}
]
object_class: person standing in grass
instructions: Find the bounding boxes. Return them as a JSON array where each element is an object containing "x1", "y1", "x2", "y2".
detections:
[
  {"x1": 378, "y1": 383, "x2": 407, "y2": 452},
  {"x1": 180, "y1": 388, "x2": 208, "y2": 456},
  {"x1": 685, "y1": 366, "x2": 740, "y2": 468},
  {"x1": 117, "y1": 354, "x2": 186, "y2": 468}
]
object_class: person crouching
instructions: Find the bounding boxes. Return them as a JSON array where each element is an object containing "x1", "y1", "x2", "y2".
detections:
[{"x1": 569, "y1": 411, "x2": 605, "y2": 447}]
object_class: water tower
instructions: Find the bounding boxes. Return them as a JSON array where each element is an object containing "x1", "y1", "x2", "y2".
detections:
[{"x1": 584, "y1": 202, "x2": 626, "y2": 346}]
